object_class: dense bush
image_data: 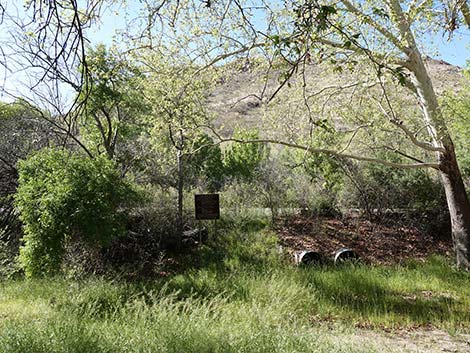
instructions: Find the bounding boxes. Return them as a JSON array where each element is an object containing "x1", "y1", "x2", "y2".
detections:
[
  {"x1": 185, "y1": 133, "x2": 225, "y2": 191},
  {"x1": 223, "y1": 129, "x2": 268, "y2": 181},
  {"x1": 339, "y1": 159, "x2": 445, "y2": 216},
  {"x1": 15, "y1": 148, "x2": 139, "y2": 277},
  {"x1": 299, "y1": 147, "x2": 445, "y2": 218},
  {"x1": 0, "y1": 101, "x2": 53, "y2": 277}
]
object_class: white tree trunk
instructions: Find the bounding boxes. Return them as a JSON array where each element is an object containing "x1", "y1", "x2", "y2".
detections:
[{"x1": 404, "y1": 32, "x2": 470, "y2": 269}]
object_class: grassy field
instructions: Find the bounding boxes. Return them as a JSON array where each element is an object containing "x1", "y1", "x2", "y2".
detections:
[{"x1": 1, "y1": 221, "x2": 470, "y2": 352}]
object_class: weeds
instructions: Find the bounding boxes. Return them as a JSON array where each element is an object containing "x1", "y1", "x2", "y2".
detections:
[{"x1": 0, "y1": 222, "x2": 469, "y2": 352}]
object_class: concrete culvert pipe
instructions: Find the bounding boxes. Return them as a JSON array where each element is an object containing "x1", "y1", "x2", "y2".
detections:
[
  {"x1": 296, "y1": 251, "x2": 325, "y2": 266},
  {"x1": 334, "y1": 248, "x2": 360, "y2": 264}
]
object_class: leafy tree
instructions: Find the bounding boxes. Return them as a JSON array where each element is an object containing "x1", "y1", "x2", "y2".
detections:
[
  {"x1": 154, "y1": 0, "x2": 470, "y2": 268},
  {"x1": 270, "y1": 0, "x2": 470, "y2": 268},
  {"x1": 185, "y1": 133, "x2": 225, "y2": 192},
  {"x1": 80, "y1": 45, "x2": 149, "y2": 171},
  {"x1": 224, "y1": 129, "x2": 268, "y2": 181},
  {"x1": 141, "y1": 54, "x2": 216, "y2": 243},
  {"x1": 15, "y1": 148, "x2": 138, "y2": 277}
]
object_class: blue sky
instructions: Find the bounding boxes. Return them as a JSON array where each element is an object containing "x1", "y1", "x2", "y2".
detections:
[
  {"x1": 1, "y1": 1, "x2": 469, "y2": 104},
  {"x1": 92, "y1": 4, "x2": 470, "y2": 68},
  {"x1": 433, "y1": 31, "x2": 470, "y2": 67}
]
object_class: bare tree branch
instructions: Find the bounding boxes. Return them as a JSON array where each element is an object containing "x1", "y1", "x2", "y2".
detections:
[
  {"x1": 461, "y1": 0, "x2": 470, "y2": 27},
  {"x1": 222, "y1": 137, "x2": 440, "y2": 169},
  {"x1": 202, "y1": 123, "x2": 440, "y2": 170}
]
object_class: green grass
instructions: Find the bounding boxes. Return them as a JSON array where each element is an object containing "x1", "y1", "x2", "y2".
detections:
[
  {"x1": 0, "y1": 219, "x2": 469, "y2": 352},
  {"x1": 0, "y1": 279, "x2": 377, "y2": 353}
]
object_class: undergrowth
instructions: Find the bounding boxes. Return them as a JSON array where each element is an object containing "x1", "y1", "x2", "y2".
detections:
[{"x1": 0, "y1": 215, "x2": 469, "y2": 352}]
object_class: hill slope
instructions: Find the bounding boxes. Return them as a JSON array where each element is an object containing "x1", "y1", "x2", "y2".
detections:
[{"x1": 208, "y1": 58, "x2": 464, "y2": 137}]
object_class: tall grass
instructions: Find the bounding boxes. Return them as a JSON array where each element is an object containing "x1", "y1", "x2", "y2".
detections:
[
  {"x1": 0, "y1": 278, "x2": 379, "y2": 353},
  {"x1": 0, "y1": 216, "x2": 469, "y2": 352}
]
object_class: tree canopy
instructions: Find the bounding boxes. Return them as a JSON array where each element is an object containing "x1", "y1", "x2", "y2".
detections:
[{"x1": 1, "y1": 0, "x2": 470, "y2": 271}]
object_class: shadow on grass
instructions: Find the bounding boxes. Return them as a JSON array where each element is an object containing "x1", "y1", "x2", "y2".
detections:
[
  {"x1": 298, "y1": 262, "x2": 470, "y2": 326},
  {"x1": 159, "y1": 215, "x2": 470, "y2": 328}
]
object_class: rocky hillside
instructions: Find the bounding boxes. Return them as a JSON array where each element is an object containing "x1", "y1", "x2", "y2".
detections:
[{"x1": 207, "y1": 58, "x2": 464, "y2": 137}]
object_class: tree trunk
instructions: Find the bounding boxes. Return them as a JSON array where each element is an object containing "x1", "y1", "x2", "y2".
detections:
[
  {"x1": 176, "y1": 131, "x2": 184, "y2": 248},
  {"x1": 396, "y1": 14, "x2": 470, "y2": 268},
  {"x1": 409, "y1": 55, "x2": 470, "y2": 269},
  {"x1": 439, "y1": 146, "x2": 470, "y2": 269},
  {"x1": 410, "y1": 59, "x2": 470, "y2": 268}
]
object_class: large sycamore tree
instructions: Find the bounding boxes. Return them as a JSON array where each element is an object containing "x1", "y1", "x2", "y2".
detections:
[
  {"x1": 264, "y1": 0, "x2": 470, "y2": 269},
  {"x1": 134, "y1": 0, "x2": 470, "y2": 268}
]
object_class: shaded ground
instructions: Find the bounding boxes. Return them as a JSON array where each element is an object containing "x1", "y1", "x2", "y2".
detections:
[{"x1": 275, "y1": 215, "x2": 453, "y2": 265}]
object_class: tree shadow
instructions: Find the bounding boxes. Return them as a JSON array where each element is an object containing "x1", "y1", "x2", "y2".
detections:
[{"x1": 299, "y1": 265, "x2": 470, "y2": 326}]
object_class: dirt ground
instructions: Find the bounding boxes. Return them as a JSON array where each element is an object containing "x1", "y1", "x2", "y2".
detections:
[
  {"x1": 343, "y1": 328, "x2": 470, "y2": 353},
  {"x1": 275, "y1": 214, "x2": 453, "y2": 265}
]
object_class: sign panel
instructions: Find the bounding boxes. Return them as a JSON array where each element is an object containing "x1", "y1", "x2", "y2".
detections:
[{"x1": 195, "y1": 194, "x2": 220, "y2": 220}]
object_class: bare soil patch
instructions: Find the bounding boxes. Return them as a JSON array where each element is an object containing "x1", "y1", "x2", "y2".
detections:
[
  {"x1": 347, "y1": 328, "x2": 470, "y2": 353},
  {"x1": 275, "y1": 215, "x2": 453, "y2": 265}
]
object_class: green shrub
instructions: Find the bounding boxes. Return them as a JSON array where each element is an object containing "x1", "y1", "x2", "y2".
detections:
[
  {"x1": 185, "y1": 133, "x2": 225, "y2": 191},
  {"x1": 339, "y1": 159, "x2": 445, "y2": 216},
  {"x1": 223, "y1": 129, "x2": 268, "y2": 181},
  {"x1": 15, "y1": 148, "x2": 138, "y2": 277}
]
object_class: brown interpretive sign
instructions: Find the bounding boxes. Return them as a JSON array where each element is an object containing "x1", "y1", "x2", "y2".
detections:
[{"x1": 195, "y1": 194, "x2": 220, "y2": 220}]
